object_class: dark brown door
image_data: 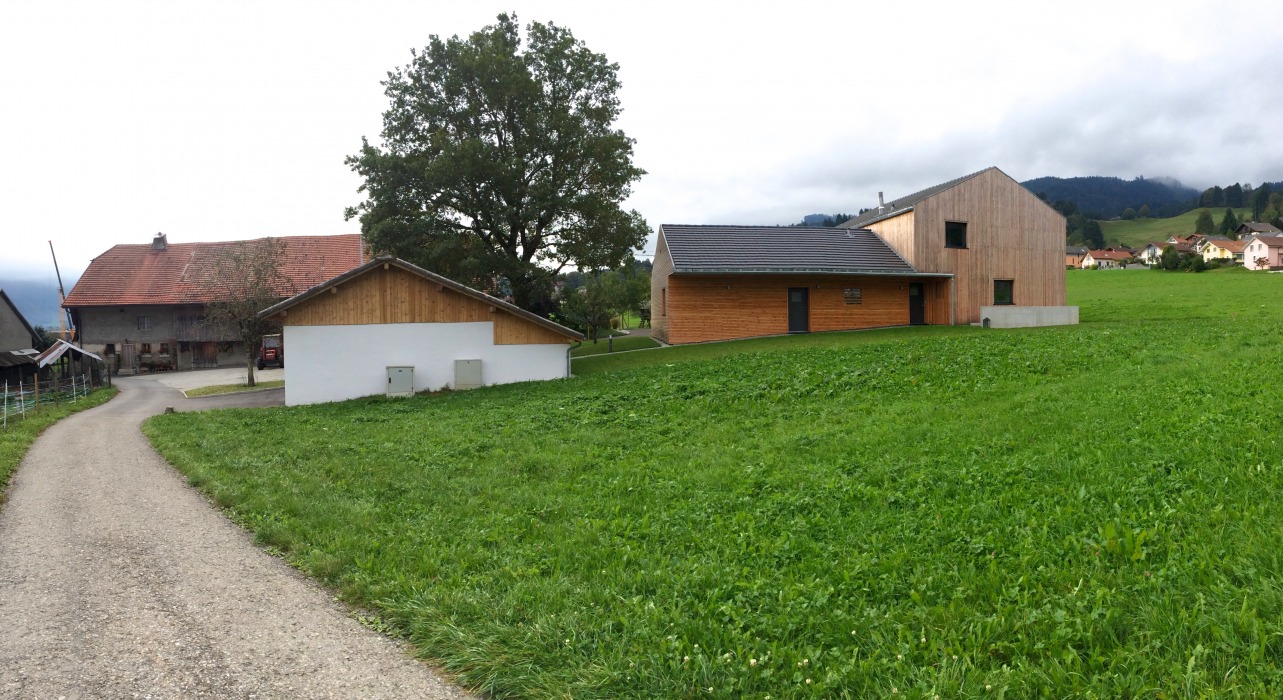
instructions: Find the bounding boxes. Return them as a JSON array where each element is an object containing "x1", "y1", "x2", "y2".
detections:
[
  {"x1": 788, "y1": 287, "x2": 809, "y2": 333},
  {"x1": 909, "y1": 283, "x2": 925, "y2": 325}
]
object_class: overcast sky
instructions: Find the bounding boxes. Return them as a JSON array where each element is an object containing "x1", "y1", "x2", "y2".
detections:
[{"x1": 3, "y1": 0, "x2": 1281, "y2": 283}]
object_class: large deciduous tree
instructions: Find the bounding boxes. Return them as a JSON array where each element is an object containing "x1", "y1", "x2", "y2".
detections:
[{"x1": 345, "y1": 13, "x2": 649, "y2": 313}]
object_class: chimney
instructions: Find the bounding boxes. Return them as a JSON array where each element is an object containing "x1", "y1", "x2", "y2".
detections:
[
  {"x1": 152, "y1": 232, "x2": 167, "y2": 251},
  {"x1": 877, "y1": 191, "x2": 885, "y2": 214}
]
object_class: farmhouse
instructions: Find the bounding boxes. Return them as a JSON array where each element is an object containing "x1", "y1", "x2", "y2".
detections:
[
  {"x1": 1244, "y1": 236, "x2": 1283, "y2": 270},
  {"x1": 651, "y1": 167, "x2": 1072, "y2": 344},
  {"x1": 1236, "y1": 221, "x2": 1282, "y2": 237},
  {"x1": 259, "y1": 257, "x2": 583, "y2": 406},
  {"x1": 64, "y1": 233, "x2": 364, "y2": 372},
  {"x1": 1082, "y1": 250, "x2": 1130, "y2": 269},
  {"x1": 1065, "y1": 246, "x2": 1088, "y2": 268}
]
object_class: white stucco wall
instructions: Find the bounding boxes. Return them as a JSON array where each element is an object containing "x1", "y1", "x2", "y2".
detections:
[
  {"x1": 978, "y1": 306, "x2": 1079, "y2": 328},
  {"x1": 282, "y1": 322, "x2": 569, "y2": 406}
]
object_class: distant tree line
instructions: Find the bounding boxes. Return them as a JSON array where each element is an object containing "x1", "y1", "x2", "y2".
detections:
[{"x1": 794, "y1": 214, "x2": 854, "y2": 227}]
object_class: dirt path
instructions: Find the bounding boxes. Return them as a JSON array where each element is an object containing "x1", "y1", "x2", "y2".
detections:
[{"x1": 0, "y1": 375, "x2": 472, "y2": 699}]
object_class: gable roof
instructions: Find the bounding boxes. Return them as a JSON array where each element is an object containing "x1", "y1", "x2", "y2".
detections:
[
  {"x1": 840, "y1": 168, "x2": 995, "y2": 228},
  {"x1": 259, "y1": 257, "x2": 584, "y2": 341},
  {"x1": 35, "y1": 339, "x2": 103, "y2": 368},
  {"x1": 1248, "y1": 236, "x2": 1283, "y2": 248},
  {"x1": 1086, "y1": 249, "x2": 1131, "y2": 261},
  {"x1": 1066, "y1": 246, "x2": 1088, "y2": 255},
  {"x1": 0, "y1": 289, "x2": 40, "y2": 348},
  {"x1": 1238, "y1": 221, "x2": 1282, "y2": 234},
  {"x1": 63, "y1": 234, "x2": 365, "y2": 308},
  {"x1": 1144, "y1": 241, "x2": 1194, "y2": 253},
  {"x1": 659, "y1": 225, "x2": 935, "y2": 276},
  {"x1": 1208, "y1": 239, "x2": 1248, "y2": 253}
]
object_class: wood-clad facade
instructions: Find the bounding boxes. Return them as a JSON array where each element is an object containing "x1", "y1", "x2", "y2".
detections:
[
  {"x1": 272, "y1": 263, "x2": 571, "y2": 346},
  {"x1": 661, "y1": 275, "x2": 950, "y2": 344},
  {"x1": 261, "y1": 258, "x2": 581, "y2": 406},
  {"x1": 650, "y1": 225, "x2": 952, "y2": 345},
  {"x1": 851, "y1": 168, "x2": 1067, "y2": 325}
]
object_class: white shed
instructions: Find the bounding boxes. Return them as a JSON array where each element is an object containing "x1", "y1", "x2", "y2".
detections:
[{"x1": 260, "y1": 257, "x2": 584, "y2": 406}]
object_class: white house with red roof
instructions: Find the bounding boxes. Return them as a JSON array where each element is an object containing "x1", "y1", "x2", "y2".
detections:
[
  {"x1": 1081, "y1": 249, "x2": 1131, "y2": 269},
  {"x1": 63, "y1": 233, "x2": 364, "y2": 372}
]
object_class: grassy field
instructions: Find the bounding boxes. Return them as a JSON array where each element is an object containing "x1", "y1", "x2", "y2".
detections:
[
  {"x1": 185, "y1": 380, "x2": 285, "y2": 397},
  {"x1": 145, "y1": 269, "x2": 1283, "y2": 698},
  {"x1": 1100, "y1": 207, "x2": 1251, "y2": 249},
  {"x1": 1, "y1": 387, "x2": 118, "y2": 504},
  {"x1": 570, "y1": 335, "x2": 661, "y2": 358}
]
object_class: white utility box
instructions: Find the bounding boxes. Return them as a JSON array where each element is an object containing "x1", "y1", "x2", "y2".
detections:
[
  {"x1": 454, "y1": 359, "x2": 482, "y2": 390},
  {"x1": 387, "y1": 366, "x2": 414, "y2": 397}
]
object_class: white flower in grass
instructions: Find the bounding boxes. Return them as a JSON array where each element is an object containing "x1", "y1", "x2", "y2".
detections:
[
  {"x1": 749, "y1": 658, "x2": 757, "y2": 667},
  {"x1": 805, "y1": 678, "x2": 812, "y2": 685}
]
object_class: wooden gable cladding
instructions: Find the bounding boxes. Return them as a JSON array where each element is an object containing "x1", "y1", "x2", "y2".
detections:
[
  {"x1": 666, "y1": 274, "x2": 941, "y2": 345},
  {"x1": 864, "y1": 168, "x2": 1066, "y2": 325},
  {"x1": 276, "y1": 265, "x2": 570, "y2": 345},
  {"x1": 650, "y1": 230, "x2": 674, "y2": 343}
]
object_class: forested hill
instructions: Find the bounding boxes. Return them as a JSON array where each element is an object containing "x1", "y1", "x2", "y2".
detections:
[{"x1": 1021, "y1": 176, "x2": 1199, "y2": 219}]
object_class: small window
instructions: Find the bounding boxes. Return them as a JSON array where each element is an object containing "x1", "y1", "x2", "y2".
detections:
[
  {"x1": 661, "y1": 288, "x2": 667, "y2": 316},
  {"x1": 994, "y1": 279, "x2": 1014, "y2": 305},
  {"x1": 945, "y1": 221, "x2": 968, "y2": 249},
  {"x1": 843, "y1": 288, "x2": 863, "y2": 304},
  {"x1": 104, "y1": 343, "x2": 115, "y2": 355},
  {"x1": 141, "y1": 343, "x2": 152, "y2": 354},
  {"x1": 159, "y1": 343, "x2": 170, "y2": 356},
  {"x1": 137, "y1": 315, "x2": 152, "y2": 331}
]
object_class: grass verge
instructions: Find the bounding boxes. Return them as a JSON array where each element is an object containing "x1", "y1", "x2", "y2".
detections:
[
  {"x1": 185, "y1": 380, "x2": 285, "y2": 397},
  {"x1": 571, "y1": 335, "x2": 661, "y2": 358},
  {"x1": 1, "y1": 387, "x2": 118, "y2": 504}
]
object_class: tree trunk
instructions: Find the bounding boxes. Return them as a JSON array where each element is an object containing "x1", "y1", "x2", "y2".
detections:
[{"x1": 245, "y1": 350, "x2": 257, "y2": 387}]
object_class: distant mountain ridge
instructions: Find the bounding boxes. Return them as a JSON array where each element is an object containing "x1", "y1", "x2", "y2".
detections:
[
  {"x1": 0, "y1": 278, "x2": 74, "y2": 329},
  {"x1": 1020, "y1": 176, "x2": 1200, "y2": 219}
]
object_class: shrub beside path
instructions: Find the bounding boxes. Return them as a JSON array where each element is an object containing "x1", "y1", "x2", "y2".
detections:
[{"x1": 0, "y1": 374, "x2": 472, "y2": 699}]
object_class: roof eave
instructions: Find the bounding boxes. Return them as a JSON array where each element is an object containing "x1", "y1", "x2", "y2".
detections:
[{"x1": 672, "y1": 268, "x2": 952, "y2": 278}]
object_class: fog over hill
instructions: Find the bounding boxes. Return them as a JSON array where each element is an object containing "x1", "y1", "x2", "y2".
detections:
[{"x1": 1, "y1": 276, "x2": 76, "y2": 329}]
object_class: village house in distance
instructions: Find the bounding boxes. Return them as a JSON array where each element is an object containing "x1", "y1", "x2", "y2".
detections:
[
  {"x1": 63, "y1": 233, "x2": 364, "y2": 372},
  {"x1": 651, "y1": 167, "x2": 1075, "y2": 345}
]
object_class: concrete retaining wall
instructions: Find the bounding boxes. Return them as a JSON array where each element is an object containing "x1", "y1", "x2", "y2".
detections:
[{"x1": 978, "y1": 306, "x2": 1079, "y2": 329}]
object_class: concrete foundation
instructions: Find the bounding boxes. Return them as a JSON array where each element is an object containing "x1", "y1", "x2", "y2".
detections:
[{"x1": 978, "y1": 306, "x2": 1079, "y2": 329}]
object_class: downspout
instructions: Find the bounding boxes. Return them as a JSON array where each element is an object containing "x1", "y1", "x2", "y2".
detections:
[
  {"x1": 950, "y1": 277, "x2": 956, "y2": 326},
  {"x1": 567, "y1": 341, "x2": 581, "y2": 378}
]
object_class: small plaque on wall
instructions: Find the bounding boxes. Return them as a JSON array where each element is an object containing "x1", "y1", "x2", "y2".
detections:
[{"x1": 843, "y1": 288, "x2": 862, "y2": 304}]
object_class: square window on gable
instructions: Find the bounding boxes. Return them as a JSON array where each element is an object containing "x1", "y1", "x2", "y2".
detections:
[{"x1": 945, "y1": 221, "x2": 967, "y2": 249}]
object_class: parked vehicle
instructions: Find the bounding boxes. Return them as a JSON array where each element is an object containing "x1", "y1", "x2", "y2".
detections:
[{"x1": 257, "y1": 334, "x2": 283, "y2": 370}]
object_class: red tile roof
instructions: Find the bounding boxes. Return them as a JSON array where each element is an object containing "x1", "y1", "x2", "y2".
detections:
[
  {"x1": 1087, "y1": 249, "x2": 1131, "y2": 261},
  {"x1": 1208, "y1": 239, "x2": 1248, "y2": 253},
  {"x1": 64, "y1": 235, "x2": 365, "y2": 307}
]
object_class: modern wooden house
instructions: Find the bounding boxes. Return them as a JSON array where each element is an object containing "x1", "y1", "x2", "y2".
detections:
[
  {"x1": 649, "y1": 225, "x2": 952, "y2": 345},
  {"x1": 260, "y1": 257, "x2": 583, "y2": 406},
  {"x1": 837, "y1": 167, "x2": 1068, "y2": 325}
]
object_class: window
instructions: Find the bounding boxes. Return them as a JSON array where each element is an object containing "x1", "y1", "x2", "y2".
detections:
[
  {"x1": 104, "y1": 343, "x2": 115, "y2": 355},
  {"x1": 994, "y1": 279, "x2": 1014, "y2": 305},
  {"x1": 945, "y1": 221, "x2": 968, "y2": 249},
  {"x1": 159, "y1": 343, "x2": 170, "y2": 356},
  {"x1": 843, "y1": 288, "x2": 863, "y2": 304},
  {"x1": 661, "y1": 288, "x2": 667, "y2": 316},
  {"x1": 137, "y1": 315, "x2": 152, "y2": 331},
  {"x1": 141, "y1": 343, "x2": 152, "y2": 354}
]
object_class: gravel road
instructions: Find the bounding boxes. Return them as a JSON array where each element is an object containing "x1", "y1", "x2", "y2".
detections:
[{"x1": 0, "y1": 373, "x2": 473, "y2": 699}]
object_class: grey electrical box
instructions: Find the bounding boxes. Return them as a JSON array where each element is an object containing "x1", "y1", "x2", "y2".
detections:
[
  {"x1": 387, "y1": 366, "x2": 414, "y2": 397},
  {"x1": 454, "y1": 359, "x2": 482, "y2": 390}
]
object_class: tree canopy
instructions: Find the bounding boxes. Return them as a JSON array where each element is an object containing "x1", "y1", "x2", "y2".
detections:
[{"x1": 346, "y1": 14, "x2": 649, "y2": 312}]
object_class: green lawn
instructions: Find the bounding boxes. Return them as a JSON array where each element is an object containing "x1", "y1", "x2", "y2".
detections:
[
  {"x1": 1, "y1": 387, "x2": 118, "y2": 505},
  {"x1": 144, "y1": 270, "x2": 1283, "y2": 698},
  {"x1": 185, "y1": 380, "x2": 285, "y2": 397},
  {"x1": 1100, "y1": 208, "x2": 1251, "y2": 249},
  {"x1": 570, "y1": 335, "x2": 661, "y2": 358}
]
